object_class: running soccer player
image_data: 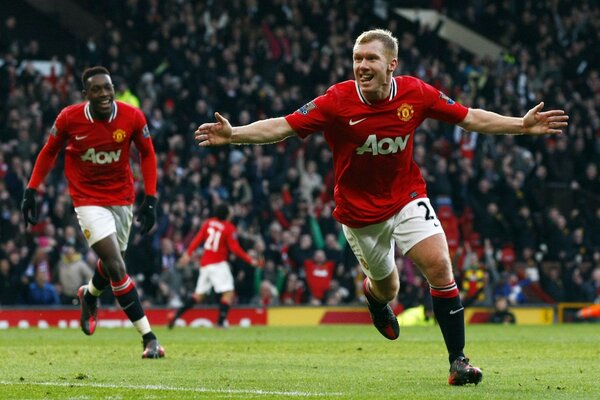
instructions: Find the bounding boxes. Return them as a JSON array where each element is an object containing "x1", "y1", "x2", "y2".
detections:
[
  {"x1": 21, "y1": 66, "x2": 165, "y2": 359},
  {"x1": 193, "y1": 29, "x2": 568, "y2": 384},
  {"x1": 168, "y1": 203, "x2": 258, "y2": 328}
]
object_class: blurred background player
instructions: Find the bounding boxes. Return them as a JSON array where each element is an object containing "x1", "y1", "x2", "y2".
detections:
[
  {"x1": 577, "y1": 304, "x2": 600, "y2": 320},
  {"x1": 194, "y1": 28, "x2": 568, "y2": 385},
  {"x1": 21, "y1": 66, "x2": 164, "y2": 359},
  {"x1": 168, "y1": 203, "x2": 259, "y2": 328}
]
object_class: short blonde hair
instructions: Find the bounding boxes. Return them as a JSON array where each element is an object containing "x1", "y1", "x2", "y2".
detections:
[{"x1": 354, "y1": 29, "x2": 398, "y2": 59}]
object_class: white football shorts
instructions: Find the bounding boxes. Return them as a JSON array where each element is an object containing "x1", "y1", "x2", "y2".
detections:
[
  {"x1": 75, "y1": 205, "x2": 133, "y2": 251},
  {"x1": 195, "y1": 261, "x2": 235, "y2": 295},
  {"x1": 342, "y1": 197, "x2": 445, "y2": 281}
]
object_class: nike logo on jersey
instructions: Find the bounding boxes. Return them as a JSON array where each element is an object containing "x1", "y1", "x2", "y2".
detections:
[
  {"x1": 349, "y1": 117, "x2": 367, "y2": 126},
  {"x1": 75, "y1": 135, "x2": 88, "y2": 140},
  {"x1": 449, "y1": 307, "x2": 464, "y2": 315}
]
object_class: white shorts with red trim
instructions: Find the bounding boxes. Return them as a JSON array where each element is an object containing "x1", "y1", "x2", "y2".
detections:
[
  {"x1": 342, "y1": 197, "x2": 445, "y2": 281},
  {"x1": 74, "y1": 205, "x2": 133, "y2": 251}
]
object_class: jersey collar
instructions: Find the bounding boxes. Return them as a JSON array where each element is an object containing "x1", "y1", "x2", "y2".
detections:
[
  {"x1": 355, "y1": 77, "x2": 397, "y2": 105},
  {"x1": 84, "y1": 101, "x2": 119, "y2": 123}
]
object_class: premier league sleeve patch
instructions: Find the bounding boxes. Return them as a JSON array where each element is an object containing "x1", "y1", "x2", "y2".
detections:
[
  {"x1": 50, "y1": 123, "x2": 57, "y2": 137},
  {"x1": 142, "y1": 124, "x2": 150, "y2": 138},
  {"x1": 439, "y1": 91, "x2": 456, "y2": 105},
  {"x1": 297, "y1": 101, "x2": 317, "y2": 115}
]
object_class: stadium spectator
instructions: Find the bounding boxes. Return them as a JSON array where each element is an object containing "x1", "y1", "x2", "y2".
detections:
[
  {"x1": 304, "y1": 249, "x2": 336, "y2": 305},
  {"x1": 56, "y1": 243, "x2": 93, "y2": 305},
  {"x1": 27, "y1": 267, "x2": 60, "y2": 305},
  {"x1": 0, "y1": 257, "x2": 22, "y2": 305},
  {"x1": 20, "y1": 66, "x2": 165, "y2": 359},
  {"x1": 252, "y1": 279, "x2": 280, "y2": 307},
  {"x1": 193, "y1": 27, "x2": 566, "y2": 385},
  {"x1": 154, "y1": 237, "x2": 184, "y2": 307},
  {"x1": 489, "y1": 296, "x2": 516, "y2": 324},
  {"x1": 280, "y1": 272, "x2": 307, "y2": 305},
  {"x1": 167, "y1": 203, "x2": 259, "y2": 328},
  {"x1": 582, "y1": 266, "x2": 600, "y2": 303}
]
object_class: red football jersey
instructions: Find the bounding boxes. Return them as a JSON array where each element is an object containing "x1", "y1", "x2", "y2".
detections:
[
  {"x1": 28, "y1": 101, "x2": 157, "y2": 207},
  {"x1": 186, "y1": 218, "x2": 253, "y2": 267},
  {"x1": 304, "y1": 260, "x2": 335, "y2": 300},
  {"x1": 285, "y1": 76, "x2": 468, "y2": 227}
]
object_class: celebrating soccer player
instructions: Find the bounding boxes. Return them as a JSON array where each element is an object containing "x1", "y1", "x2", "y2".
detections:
[
  {"x1": 194, "y1": 29, "x2": 568, "y2": 385},
  {"x1": 21, "y1": 66, "x2": 165, "y2": 359},
  {"x1": 168, "y1": 203, "x2": 259, "y2": 329}
]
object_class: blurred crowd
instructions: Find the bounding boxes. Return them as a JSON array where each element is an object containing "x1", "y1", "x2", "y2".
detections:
[{"x1": 1, "y1": 0, "x2": 599, "y2": 312}]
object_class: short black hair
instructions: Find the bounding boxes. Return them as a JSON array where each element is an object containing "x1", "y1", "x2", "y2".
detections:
[
  {"x1": 81, "y1": 66, "x2": 110, "y2": 89},
  {"x1": 214, "y1": 203, "x2": 231, "y2": 220}
]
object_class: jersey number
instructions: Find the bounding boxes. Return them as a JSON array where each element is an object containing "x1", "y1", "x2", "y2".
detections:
[{"x1": 205, "y1": 227, "x2": 222, "y2": 252}]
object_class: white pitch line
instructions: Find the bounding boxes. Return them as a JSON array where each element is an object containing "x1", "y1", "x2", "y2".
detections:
[{"x1": 0, "y1": 380, "x2": 343, "y2": 397}]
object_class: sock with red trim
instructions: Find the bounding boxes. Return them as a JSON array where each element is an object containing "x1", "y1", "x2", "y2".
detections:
[
  {"x1": 84, "y1": 259, "x2": 110, "y2": 304},
  {"x1": 430, "y1": 280, "x2": 465, "y2": 364},
  {"x1": 112, "y1": 274, "x2": 146, "y2": 325}
]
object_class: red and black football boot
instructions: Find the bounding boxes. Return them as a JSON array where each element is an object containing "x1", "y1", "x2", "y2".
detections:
[
  {"x1": 142, "y1": 339, "x2": 165, "y2": 359},
  {"x1": 77, "y1": 285, "x2": 98, "y2": 336},
  {"x1": 448, "y1": 356, "x2": 483, "y2": 385},
  {"x1": 363, "y1": 278, "x2": 399, "y2": 340}
]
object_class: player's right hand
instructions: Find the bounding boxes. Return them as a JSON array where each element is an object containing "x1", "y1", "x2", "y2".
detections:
[
  {"x1": 136, "y1": 195, "x2": 157, "y2": 235},
  {"x1": 177, "y1": 253, "x2": 191, "y2": 266},
  {"x1": 194, "y1": 112, "x2": 232, "y2": 147},
  {"x1": 21, "y1": 188, "x2": 39, "y2": 227}
]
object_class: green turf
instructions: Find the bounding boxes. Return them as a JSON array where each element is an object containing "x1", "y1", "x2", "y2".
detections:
[{"x1": 0, "y1": 324, "x2": 598, "y2": 399}]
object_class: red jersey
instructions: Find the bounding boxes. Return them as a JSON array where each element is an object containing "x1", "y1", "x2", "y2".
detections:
[
  {"x1": 28, "y1": 101, "x2": 157, "y2": 207},
  {"x1": 285, "y1": 76, "x2": 468, "y2": 227},
  {"x1": 304, "y1": 260, "x2": 335, "y2": 300},
  {"x1": 186, "y1": 218, "x2": 253, "y2": 267}
]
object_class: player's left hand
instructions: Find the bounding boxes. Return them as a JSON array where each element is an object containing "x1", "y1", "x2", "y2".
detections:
[
  {"x1": 523, "y1": 102, "x2": 569, "y2": 135},
  {"x1": 21, "y1": 188, "x2": 39, "y2": 227},
  {"x1": 136, "y1": 195, "x2": 157, "y2": 234},
  {"x1": 194, "y1": 112, "x2": 233, "y2": 146}
]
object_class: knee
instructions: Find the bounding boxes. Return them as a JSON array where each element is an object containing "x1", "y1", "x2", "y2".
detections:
[
  {"x1": 370, "y1": 278, "x2": 399, "y2": 303},
  {"x1": 422, "y1": 256, "x2": 454, "y2": 287},
  {"x1": 381, "y1": 282, "x2": 400, "y2": 303},
  {"x1": 101, "y1": 256, "x2": 127, "y2": 282}
]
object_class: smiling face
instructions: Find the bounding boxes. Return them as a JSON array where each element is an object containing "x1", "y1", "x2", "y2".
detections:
[
  {"x1": 353, "y1": 38, "x2": 397, "y2": 102},
  {"x1": 83, "y1": 74, "x2": 115, "y2": 119}
]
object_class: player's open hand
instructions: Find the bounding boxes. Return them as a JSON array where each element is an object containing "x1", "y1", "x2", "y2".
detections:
[
  {"x1": 523, "y1": 102, "x2": 569, "y2": 135},
  {"x1": 195, "y1": 112, "x2": 232, "y2": 147}
]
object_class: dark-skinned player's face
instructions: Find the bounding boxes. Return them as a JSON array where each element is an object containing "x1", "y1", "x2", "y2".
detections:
[{"x1": 83, "y1": 74, "x2": 115, "y2": 118}]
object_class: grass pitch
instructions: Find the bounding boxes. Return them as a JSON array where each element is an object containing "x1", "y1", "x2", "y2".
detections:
[{"x1": 0, "y1": 324, "x2": 598, "y2": 399}]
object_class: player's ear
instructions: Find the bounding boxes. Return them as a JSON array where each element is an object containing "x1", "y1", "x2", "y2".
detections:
[{"x1": 389, "y1": 58, "x2": 398, "y2": 72}]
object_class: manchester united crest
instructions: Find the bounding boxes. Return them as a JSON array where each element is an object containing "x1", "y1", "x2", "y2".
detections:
[
  {"x1": 83, "y1": 229, "x2": 91, "y2": 239},
  {"x1": 113, "y1": 129, "x2": 127, "y2": 143},
  {"x1": 397, "y1": 104, "x2": 414, "y2": 122}
]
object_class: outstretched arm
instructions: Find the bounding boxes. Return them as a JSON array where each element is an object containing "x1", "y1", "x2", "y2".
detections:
[
  {"x1": 458, "y1": 102, "x2": 568, "y2": 135},
  {"x1": 195, "y1": 112, "x2": 297, "y2": 146}
]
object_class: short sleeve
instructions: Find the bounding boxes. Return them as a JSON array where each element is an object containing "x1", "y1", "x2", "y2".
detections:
[
  {"x1": 284, "y1": 86, "x2": 337, "y2": 138},
  {"x1": 421, "y1": 81, "x2": 468, "y2": 125}
]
